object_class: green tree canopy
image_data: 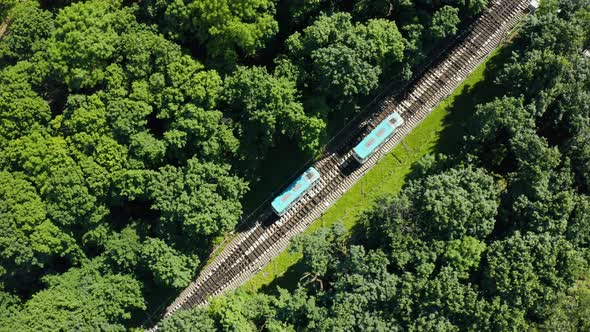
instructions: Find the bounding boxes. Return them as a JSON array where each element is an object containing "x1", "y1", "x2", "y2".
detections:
[
  {"x1": 442, "y1": 236, "x2": 486, "y2": 279},
  {"x1": 541, "y1": 273, "x2": 590, "y2": 331},
  {"x1": 0, "y1": 171, "x2": 82, "y2": 293},
  {"x1": 0, "y1": 63, "x2": 51, "y2": 148},
  {"x1": 0, "y1": 1, "x2": 53, "y2": 61},
  {"x1": 222, "y1": 66, "x2": 325, "y2": 159},
  {"x1": 146, "y1": 0, "x2": 278, "y2": 66},
  {"x1": 149, "y1": 157, "x2": 248, "y2": 243},
  {"x1": 46, "y1": 0, "x2": 137, "y2": 90},
  {"x1": 285, "y1": 13, "x2": 405, "y2": 107},
  {"x1": 406, "y1": 167, "x2": 500, "y2": 240},
  {"x1": 140, "y1": 238, "x2": 199, "y2": 288},
  {"x1": 160, "y1": 307, "x2": 216, "y2": 332},
  {"x1": 291, "y1": 223, "x2": 346, "y2": 281},
  {"x1": 0, "y1": 132, "x2": 109, "y2": 239},
  {"x1": 10, "y1": 260, "x2": 145, "y2": 331},
  {"x1": 484, "y1": 232, "x2": 583, "y2": 318},
  {"x1": 430, "y1": 6, "x2": 460, "y2": 39},
  {"x1": 353, "y1": 0, "x2": 393, "y2": 20}
]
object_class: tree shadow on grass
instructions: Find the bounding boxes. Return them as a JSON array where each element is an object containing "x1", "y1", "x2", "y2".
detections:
[
  {"x1": 257, "y1": 258, "x2": 308, "y2": 295},
  {"x1": 435, "y1": 45, "x2": 514, "y2": 157}
]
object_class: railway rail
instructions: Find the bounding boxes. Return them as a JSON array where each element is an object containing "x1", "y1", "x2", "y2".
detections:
[{"x1": 149, "y1": 0, "x2": 532, "y2": 326}]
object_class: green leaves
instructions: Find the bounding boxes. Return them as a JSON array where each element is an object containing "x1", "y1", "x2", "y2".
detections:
[
  {"x1": 150, "y1": 0, "x2": 278, "y2": 66},
  {"x1": 140, "y1": 238, "x2": 199, "y2": 288},
  {"x1": 0, "y1": 0, "x2": 587, "y2": 330},
  {"x1": 103, "y1": 226, "x2": 142, "y2": 273},
  {"x1": 0, "y1": 171, "x2": 82, "y2": 290},
  {"x1": 357, "y1": 19, "x2": 406, "y2": 67},
  {"x1": 0, "y1": 1, "x2": 253, "y2": 327},
  {"x1": 291, "y1": 224, "x2": 346, "y2": 279},
  {"x1": 485, "y1": 232, "x2": 583, "y2": 317},
  {"x1": 542, "y1": 274, "x2": 590, "y2": 331},
  {"x1": 569, "y1": 125, "x2": 590, "y2": 189},
  {"x1": 11, "y1": 260, "x2": 145, "y2": 331},
  {"x1": 567, "y1": 196, "x2": 590, "y2": 250},
  {"x1": 222, "y1": 65, "x2": 325, "y2": 159},
  {"x1": 353, "y1": 0, "x2": 393, "y2": 20},
  {"x1": 431, "y1": 6, "x2": 460, "y2": 39},
  {"x1": 286, "y1": 13, "x2": 406, "y2": 107},
  {"x1": 1, "y1": 132, "x2": 108, "y2": 232},
  {"x1": 47, "y1": 0, "x2": 137, "y2": 90},
  {"x1": 312, "y1": 44, "x2": 381, "y2": 97},
  {"x1": 149, "y1": 157, "x2": 248, "y2": 241},
  {"x1": 160, "y1": 307, "x2": 216, "y2": 332},
  {"x1": 407, "y1": 167, "x2": 500, "y2": 241},
  {"x1": 443, "y1": 237, "x2": 486, "y2": 279},
  {"x1": 0, "y1": 1, "x2": 53, "y2": 61},
  {"x1": 0, "y1": 63, "x2": 51, "y2": 148}
]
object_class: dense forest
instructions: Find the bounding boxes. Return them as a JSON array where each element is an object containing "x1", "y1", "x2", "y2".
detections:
[
  {"x1": 0, "y1": 0, "x2": 491, "y2": 330},
  {"x1": 157, "y1": 1, "x2": 590, "y2": 331}
]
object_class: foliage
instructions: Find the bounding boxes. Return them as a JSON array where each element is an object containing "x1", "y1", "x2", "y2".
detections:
[
  {"x1": 149, "y1": 158, "x2": 248, "y2": 242},
  {"x1": 406, "y1": 166, "x2": 500, "y2": 240},
  {"x1": 569, "y1": 125, "x2": 590, "y2": 189},
  {"x1": 285, "y1": 13, "x2": 405, "y2": 109},
  {"x1": 290, "y1": 223, "x2": 346, "y2": 280},
  {"x1": 140, "y1": 238, "x2": 198, "y2": 288},
  {"x1": 159, "y1": 307, "x2": 216, "y2": 332},
  {"x1": 47, "y1": 0, "x2": 137, "y2": 90},
  {"x1": 222, "y1": 66, "x2": 324, "y2": 159},
  {"x1": 567, "y1": 196, "x2": 590, "y2": 250},
  {"x1": 0, "y1": 171, "x2": 82, "y2": 292},
  {"x1": 431, "y1": 6, "x2": 461, "y2": 39},
  {"x1": 143, "y1": 0, "x2": 278, "y2": 66},
  {"x1": 0, "y1": 63, "x2": 51, "y2": 148},
  {"x1": 541, "y1": 274, "x2": 590, "y2": 331},
  {"x1": 443, "y1": 236, "x2": 486, "y2": 279},
  {"x1": 353, "y1": 0, "x2": 393, "y2": 20},
  {"x1": 0, "y1": 0, "x2": 251, "y2": 328},
  {"x1": 0, "y1": 0, "x2": 16, "y2": 21},
  {"x1": 485, "y1": 232, "x2": 583, "y2": 317},
  {"x1": 9, "y1": 260, "x2": 145, "y2": 331},
  {"x1": 0, "y1": 1, "x2": 53, "y2": 61}
]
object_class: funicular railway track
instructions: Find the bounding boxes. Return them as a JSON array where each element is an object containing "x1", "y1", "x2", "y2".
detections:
[{"x1": 154, "y1": 0, "x2": 531, "y2": 324}]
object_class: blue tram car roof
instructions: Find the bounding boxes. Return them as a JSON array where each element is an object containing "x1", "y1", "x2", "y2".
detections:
[
  {"x1": 271, "y1": 167, "x2": 321, "y2": 216},
  {"x1": 353, "y1": 112, "x2": 404, "y2": 162}
]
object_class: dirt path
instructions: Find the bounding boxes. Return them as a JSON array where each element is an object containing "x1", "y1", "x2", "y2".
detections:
[
  {"x1": 0, "y1": 19, "x2": 11, "y2": 40},
  {"x1": 0, "y1": 20, "x2": 9, "y2": 40}
]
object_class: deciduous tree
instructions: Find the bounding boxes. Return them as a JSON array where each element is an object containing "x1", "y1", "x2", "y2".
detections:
[
  {"x1": 0, "y1": 63, "x2": 51, "y2": 148},
  {"x1": 11, "y1": 260, "x2": 145, "y2": 331},
  {"x1": 160, "y1": 307, "x2": 216, "y2": 332},
  {"x1": 46, "y1": 0, "x2": 137, "y2": 90},
  {"x1": 0, "y1": 1, "x2": 53, "y2": 61},
  {"x1": 0, "y1": 171, "x2": 82, "y2": 293},
  {"x1": 149, "y1": 157, "x2": 248, "y2": 243},
  {"x1": 222, "y1": 65, "x2": 324, "y2": 159},
  {"x1": 484, "y1": 232, "x2": 583, "y2": 318},
  {"x1": 147, "y1": 0, "x2": 278, "y2": 66},
  {"x1": 406, "y1": 167, "x2": 500, "y2": 240},
  {"x1": 431, "y1": 6, "x2": 460, "y2": 39},
  {"x1": 140, "y1": 238, "x2": 198, "y2": 288}
]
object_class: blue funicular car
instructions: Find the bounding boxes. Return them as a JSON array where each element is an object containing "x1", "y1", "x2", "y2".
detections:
[
  {"x1": 352, "y1": 112, "x2": 404, "y2": 164},
  {"x1": 271, "y1": 167, "x2": 321, "y2": 216}
]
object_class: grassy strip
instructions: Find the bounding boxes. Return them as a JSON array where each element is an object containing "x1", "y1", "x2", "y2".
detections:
[
  {"x1": 204, "y1": 233, "x2": 237, "y2": 266},
  {"x1": 240, "y1": 44, "x2": 510, "y2": 293}
]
